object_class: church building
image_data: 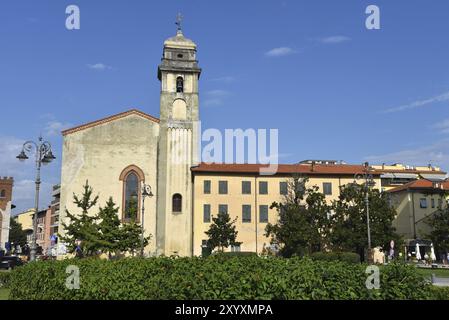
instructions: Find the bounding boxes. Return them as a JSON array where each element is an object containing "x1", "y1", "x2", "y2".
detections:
[{"x1": 60, "y1": 24, "x2": 200, "y2": 257}]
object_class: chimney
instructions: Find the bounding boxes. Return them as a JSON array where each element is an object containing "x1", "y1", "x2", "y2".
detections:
[{"x1": 311, "y1": 161, "x2": 315, "y2": 172}]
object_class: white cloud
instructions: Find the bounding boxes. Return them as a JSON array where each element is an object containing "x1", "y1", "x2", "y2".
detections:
[
  {"x1": 432, "y1": 119, "x2": 449, "y2": 134},
  {"x1": 383, "y1": 91, "x2": 449, "y2": 113},
  {"x1": 209, "y1": 76, "x2": 236, "y2": 83},
  {"x1": 44, "y1": 120, "x2": 73, "y2": 137},
  {"x1": 203, "y1": 90, "x2": 231, "y2": 107},
  {"x1": 265, "y1": 47, "x2": 297, "y2": 57},
  {"x1": 319, "y1": 36, "x2": 351, "y2": 44},
  {"x1": 365, "y1": 139, "x2": 449, "y2": 172},
  {"x1": 87, "y1": 63, "x2": 113, "y2": 71}
]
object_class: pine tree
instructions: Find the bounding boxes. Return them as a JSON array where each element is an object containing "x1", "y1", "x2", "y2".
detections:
[
  {"x1": 97, "y1": 197, "x2": 122, "y2": 258},
  {"x1": 205, "y1": 211, "x2": 241, "y2": 252},
  {"x1": 119, "y1": 221, "x2": 151, "y2": 256},
  {"x1": 60, "y1": 180, "x2": 101, "y2": 256}
]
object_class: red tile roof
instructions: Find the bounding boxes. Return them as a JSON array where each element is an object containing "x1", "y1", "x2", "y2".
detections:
[
  {"x1": 375, "y1": 169, "x2": 447, "y2": 175},
  {"x1": 62, "y1": 109, "x2": 160, "y2": 136},
  {"x1": 387, "y1": 179, "x2": 449, "y2": 193},
  {"x1": 191, "y1": 163, "x2": 381, "y2": 176}
]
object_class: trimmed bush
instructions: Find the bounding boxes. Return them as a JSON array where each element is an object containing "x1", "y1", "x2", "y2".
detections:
[
  {"x1": 7, "y1": 256, "x2": 444, "y2": 300},
  {"x1": 310, "y1": 252, "x2": 361, "y2": 264},
  {"x1": 0, "y1": 272, "x2": 11, "y2": 289},
  {"x1": 211, "y1": 251, "x2": 258, "y2": 258}
]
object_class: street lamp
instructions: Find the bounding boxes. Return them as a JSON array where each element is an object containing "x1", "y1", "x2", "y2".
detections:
[
  {"x1": 17, "y1": 135, "x2": 56, "y2": 262},
  {"x1": 141, "y1": 183, "x2": 153, "y2": 257},
  {"x1": 353, "y1": 162, "x2": 376, "y2": 263}
]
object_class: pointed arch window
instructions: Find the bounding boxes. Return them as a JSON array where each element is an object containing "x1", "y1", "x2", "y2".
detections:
[
  {"x1": 176, "y1": 76, "x2": 184, "y2": 93},
  {"x1": 119, "y1": 165, "x2": 145, "y2": 223},
  {"x1": 172, "y1": 194, "x2": 182, "y2": 213}
]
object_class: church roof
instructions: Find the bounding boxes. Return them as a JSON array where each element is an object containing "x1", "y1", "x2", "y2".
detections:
[
  {"x1": 62, "y1": 109, "x2": 160, "y2": 136},
  {"x1": 164, "y1": 30, "x2": 196, "y2": 49}
]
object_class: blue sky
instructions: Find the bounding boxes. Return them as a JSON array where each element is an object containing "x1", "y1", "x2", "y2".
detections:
[{"x1": 1, "y1": 0, "x2": 449, "y2": 213}]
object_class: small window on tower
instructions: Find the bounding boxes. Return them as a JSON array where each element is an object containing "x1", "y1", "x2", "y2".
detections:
[
  {"x1": 177, "y1": 53, "x2": 184, "y2": 58},
  {"x1": 0, "y1": 189, "x2": 5, "y2": 198},
  {"x1": 176, "y1": 76, "x2": 184, "y2": 93},
  {"x1": 173, "y1": 194, "x2": 182, "y2": 213}
]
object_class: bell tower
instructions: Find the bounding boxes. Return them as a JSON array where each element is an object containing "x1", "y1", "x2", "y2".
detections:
[{"x1": 156, "y1": 15, "x2": 201, "y2": 256}]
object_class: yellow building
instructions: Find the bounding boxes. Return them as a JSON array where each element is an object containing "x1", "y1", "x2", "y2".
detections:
[
  {"x1": 191, "y1": 162, "x2": 382, "y2": 256},
  {"x1": 387, "y1": 179, "x2": 449, "y2": 240},
  {"x1": 14, "y1": 209, "x2": 34, "y2": 244}
]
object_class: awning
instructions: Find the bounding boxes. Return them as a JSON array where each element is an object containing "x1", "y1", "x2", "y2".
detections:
[
  {"x1": 381, "y1": 173, "x2": 418, "y2": 179},
  {"x1": 420, "y1": 174, "x2": 447, "y2": 181}
]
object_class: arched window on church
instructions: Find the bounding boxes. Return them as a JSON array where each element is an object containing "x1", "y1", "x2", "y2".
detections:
[
  {"x1": 0, "y1": 189, "x2": 5, "y2": 198},
  {"x1": 120, "y1": 165, "x2": 145, "y2": 223},
  {"x1": 172, "y1": 194, "x2": 182, "y2": 213},
  {"x1": 124, "y1": 172, "x2": 139, "y2": 222},
  {"x1": 176, "y1": 76, "x2": 184, "y2": 93}
]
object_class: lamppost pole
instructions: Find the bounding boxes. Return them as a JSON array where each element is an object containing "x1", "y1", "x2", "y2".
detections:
[
  {"x1": 141, "y1": 184, "x2": 153, "y2": 257},
  {"x1": 17, "y1": 136, "x2": 56, "y2": 262},
  {"x1": 354, "y1": 162, "x2": 374, "y2": 263}
]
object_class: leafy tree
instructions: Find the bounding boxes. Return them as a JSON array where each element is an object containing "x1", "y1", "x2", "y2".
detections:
[
  {"x1": 265, "y1": 177, "x2": 332, "y2": 257},
  {"x1": 97, "y1": 197, "x2": 122, "y2": 258},
  {"x1": 205, "y1": 211, "x2": 241, "y2": 252},
  {"x1": 330, "y1": 183, "x2": 401, "y2": 260},
  {"x1": 8, "y1": 218, "x2": 27, "y2": 249},
  {"x1": 425, "y1": 206, "x2": 449, "y2": 256},
  {"x1": 60, "y1": 180, "x2": 101, "y2": 256}
]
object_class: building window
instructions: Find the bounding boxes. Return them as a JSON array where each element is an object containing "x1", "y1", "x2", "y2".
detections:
[
  {"x1": 280, "y1": 182, "x2": 288, "y2": 195},
  {"x1": 204, "y1": 180, "x2": 211, "y2": 194},
  {"x1": 259, "y1": 181, "x2": 268, "y2": 195},
  {"x1": 0, "y1": 189, "x2": 5, "y2": 198},
  {"x1": 219, "y1": 181, "x2": 228, "y2": 194},
  {"x1": 176, "y1": 76, "x2": 184, "y2": 93},
  {"x1": 439, "y1": 198, "x2": 443, "y2": 209},
  {"x1": 420, "y1": 198, "x2": 428, "y2": 209},
  {"x1": 172, "y1": 194, "x2": 182, "y2": 213},
  {"x1": 203, "y1": 204, "x2": 211, "y2": 223},
  {"x1": 124, "y1": 172, "x2": 139, "y2": 222},
  {"x1": 242, "y1": 181, "x2": 251, "y2": 194},
  {"x1": 120, "y1": 165, "x2": 145, "y2": 222},
  {"x1": 242, "y1": 205, "x2": 251, "y2": 223},
  {"x1": 323, "y1": 183, "x2": 332, "y2": 195},
  {"x1": 432, "y1": 198, "x2": 435, "y2": 209},
  {"x1": 218, "y1": 204, "x2": 228, "y2": 216},
  {"x1": 259, "y1": 205, "x2": 269, "y2": 223}
]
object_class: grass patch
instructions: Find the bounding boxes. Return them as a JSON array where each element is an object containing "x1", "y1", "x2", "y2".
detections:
[
  {"x1": 417, "y1": 267, "x2": 449, "y2": 278},
  {"x1": 0, "y1": 288, "x2": 10, "y2": 300}
]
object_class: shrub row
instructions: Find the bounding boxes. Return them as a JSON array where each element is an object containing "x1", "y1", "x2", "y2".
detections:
[
  {"x1": 8, "y1": 256, "x2": 444, "y2": 300},
  {"x1": 0, "y1": 271, "x2": 11, "y2": 289},
  {"x1": 310, "y1": 252, "x2": 361, "y2": 264}
]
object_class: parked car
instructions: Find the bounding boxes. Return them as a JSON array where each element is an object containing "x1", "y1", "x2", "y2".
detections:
[{"x1": 0, "y1": 256, "x2": 25, "y2": 270}]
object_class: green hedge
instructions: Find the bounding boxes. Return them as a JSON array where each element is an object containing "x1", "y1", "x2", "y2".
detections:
[
  {"x1": 310, "y1": 252, "x2": 361, "y2": 264},
  {"x1": 0, "y1": 272, "x2": 11, "y2": 289},
  {"x1": 7, "y1": 256, "x2": 445, "y2": 300}
]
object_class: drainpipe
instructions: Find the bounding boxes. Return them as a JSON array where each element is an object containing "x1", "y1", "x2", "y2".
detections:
[
  {"x1": 254, "y1": 176, "x2": 258, "y2": 255},
  {"x1": 411, "y1": 191, "x2": 417, "y2": 239}
]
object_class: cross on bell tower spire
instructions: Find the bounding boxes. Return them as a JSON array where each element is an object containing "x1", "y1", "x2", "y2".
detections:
[{"x1": 175, "y1": 13, "x2": 183, "y2": 34}]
